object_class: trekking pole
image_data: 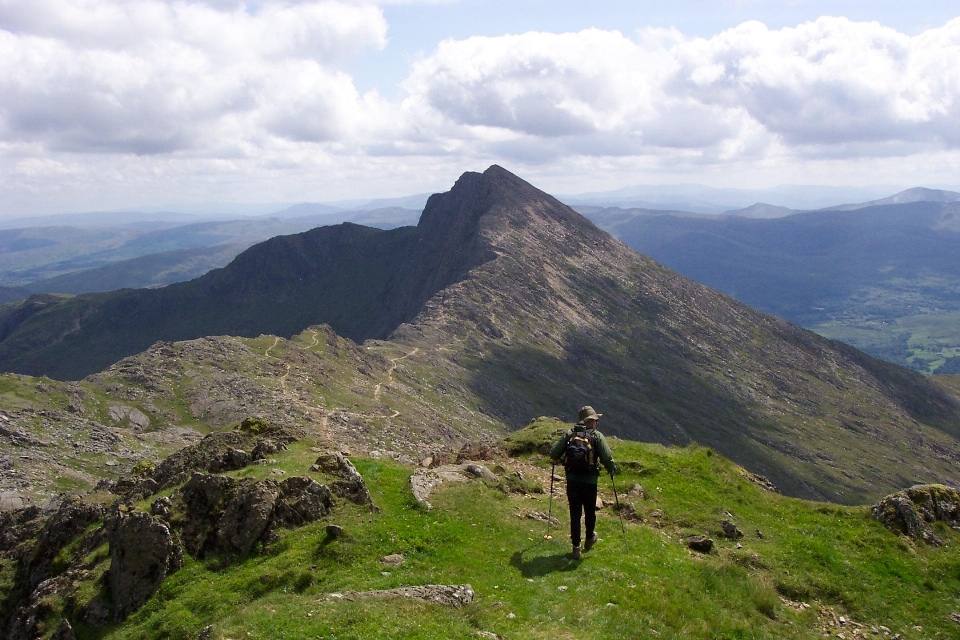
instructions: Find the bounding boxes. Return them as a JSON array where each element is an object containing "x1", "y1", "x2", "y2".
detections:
[
  {"x1": 544, "y1": 462, "x2": 555, "y2": 540},
  {"x1": 610, "y1": 469, "x2": 629, "y2": 551}
]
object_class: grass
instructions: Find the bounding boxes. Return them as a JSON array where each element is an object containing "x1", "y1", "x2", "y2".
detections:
[{"x1": 26, "y1": 418, "x2": 960, "y2": 640}]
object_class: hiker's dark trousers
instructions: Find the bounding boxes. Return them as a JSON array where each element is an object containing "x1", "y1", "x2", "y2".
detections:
[{"x1": 566, "y1": 479, "x2": 597, "y2": 547}]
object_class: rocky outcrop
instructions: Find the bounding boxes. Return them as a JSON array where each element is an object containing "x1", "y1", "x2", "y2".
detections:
[
  {"x1": 312, "y1": 452, "x2": 375, "y2": 508},
  {"x1": 456, "y1": 442, "x2": 504, "y2": 463},
  {"x1": 112, "y1": 475, "x2": 160, "y2": 502},
  {"x1": 1, "y1": 498, "x2": 106, "y2": 640},
  {"x1": 108, "y1": 405, "x2": 150, "y2": 431},
  {"x1": 6, "y1": 573, "x2": 75, "y2": 640},
  {"x1": 140, "y1": 419, "x2": 301, "y2": 494},
  {"x1": 687, "y1": 536, "x2": 714, "y2": 553},
  {"x1": 273, "y1": 476, "x2": 333, "y2": 528},
  {"x1": 19, "y1": 497, "x2": 105, "y2": 594},
  {"x1": 464, "y1": 463, "x2": 498, "y2": 483},
  {"x1": 215, "y1": 480, "x2": 280, "y2": 557},
  {"x1": 872, "y1": 484, "x2": 960, "y2": 546},
  {"x1": 741, "y1": 471, "x2": 780, "y2": 494},
  {"x1": 410, "y1": 467, "x2": 468, "y2": 510},
  {"x1": 720, "y1": 520, "x2": 743, "y2": 539},
  {"x1": 0, "y1": 419, "x2": 362, "y2": 632},
  {"x1": 0, "y1": 505, "x2": 44, "y2": 555},
  {"x1": 50, "y1": 618, "x2": 76, "y2": 640},
  {"x1": 106, "y1": 509, "x2": 183, "y2": 621},
  {"x1": 171, "y1": 472, "x2": 334, "y2": 559}
]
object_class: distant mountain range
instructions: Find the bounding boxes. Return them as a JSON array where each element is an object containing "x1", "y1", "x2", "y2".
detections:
[
  {"x1": 2, "y1": 166, "x2": 959, "y2": 504},
  {"x1": 0, "y1": 208, "x2": 421, "y2": 295},
  {"x1": 560, "y1": 183, "x2": 932, "y2": 214},
  {"x1": 0, "y1": 194, "x2": 432, "y2": 230},
  {"x1": 723, "y1": 187, "x2": 960, "y2": 218},
  {"x1": 581, "y1": 197, "x2": 960, "y2": 374}
]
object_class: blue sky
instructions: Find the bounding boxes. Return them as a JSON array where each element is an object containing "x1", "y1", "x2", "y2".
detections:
[{"x1": 2, "y1": 1, "x2": 959, "y2": 217}]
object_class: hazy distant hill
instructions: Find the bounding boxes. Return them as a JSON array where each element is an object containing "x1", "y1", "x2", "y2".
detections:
[
  {"x1": 0, "y1": 210, "x2": 219, "y2": 230},
  {"x1": 823, "y1": 187, "x2": 960, "y2": 211},
  {"x1": 722, "y1": 187, "x2": 960, "y2": 218},
  {"x1": 24, "y1": 242, "x2": 251, "y2": 295},
  {"x1": 584, "y1": 200, "x2": 960, "y2": 374},
  {"x1": 0, "y1": 208, "x2": 422, "y2": 297},
  {"x1": 1, "y1": 166, "x2": 959, "y2": 503},
  {"x1": 562, "y1": 183, "x2": 902, "y2": 214},
  {"x1": 721, "y1": 203, "x2": 799, "y2": 218}
]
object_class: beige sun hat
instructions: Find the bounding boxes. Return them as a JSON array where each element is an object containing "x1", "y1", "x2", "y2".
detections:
[{"x1": 578, "y1": 405, "x2": 602, "y2": 422}]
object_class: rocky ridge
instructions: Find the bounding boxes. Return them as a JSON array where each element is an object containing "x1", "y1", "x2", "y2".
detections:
[
  {"x1": 0, "y1": 418, "x2": 379, "y2": 638},
  {"x1": 0, "y1": 327, "x2": 489, "y2": 509},
  {"x1": 2, "y1": 166, "x2": 960, "y2": 508}
]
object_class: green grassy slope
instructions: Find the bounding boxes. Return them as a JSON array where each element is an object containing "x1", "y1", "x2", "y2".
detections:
[{"x1": 13, "y1": 419, "x2": 959, "y2": 640}]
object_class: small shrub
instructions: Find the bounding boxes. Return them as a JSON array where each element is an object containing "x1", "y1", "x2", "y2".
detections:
[
  {"x1": 132, "y1": 459, "x2": 156, "y2": 476},
  {"x1": 239, "y1": 417, "x2": 269, "y2": 435}
]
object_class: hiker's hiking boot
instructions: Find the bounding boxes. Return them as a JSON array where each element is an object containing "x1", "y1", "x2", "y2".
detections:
[
  {"x1": 584, "y1": 532, "x2": 599, "y2": 551},
  {"x1": 571, "y1": 545, "x2": 582, "y2": 560}
]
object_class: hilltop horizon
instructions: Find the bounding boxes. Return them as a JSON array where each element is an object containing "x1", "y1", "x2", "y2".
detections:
[
  {"x1": 6, "y1": 181, "x2": 960, "y2": 227},
  {"x1": 3, "y1": 165, "x2": 959, "y2": 506}
]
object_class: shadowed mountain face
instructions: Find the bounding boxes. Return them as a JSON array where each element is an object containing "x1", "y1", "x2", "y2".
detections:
[
  {"x1": 2, "y1": 166, "x2": 960, "y2": 502},
  {"x1": 0, "y1": 217, "x2": 471, "y2": 378}
]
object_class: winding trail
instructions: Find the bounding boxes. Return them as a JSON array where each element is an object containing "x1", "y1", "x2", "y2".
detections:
[
  {"x1": 374, "y1": 347, "x2": 419, "y2": 404},
  {"x1": 265, "y1": 336, "x2": 291, "y2": 392},
  {"x1": 260, "y1": 331, "x2": 423, "y2": 446},
  {"x1": 263, "y1": 332, "x2": 332, "y2": 444}
]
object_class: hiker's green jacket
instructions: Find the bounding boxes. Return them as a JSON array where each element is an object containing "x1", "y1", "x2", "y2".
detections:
[{"x1": 549, "y1": 426, "x2": 615, "y2": 485}]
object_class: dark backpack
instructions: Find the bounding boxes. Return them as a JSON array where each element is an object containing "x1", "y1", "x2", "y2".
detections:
[{"x1": 564, "y1": 426, "x2": 597, "y2": 473}]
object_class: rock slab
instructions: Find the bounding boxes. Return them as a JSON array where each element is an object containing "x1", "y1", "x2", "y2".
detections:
[
  {"x1": 107, "y1": 510, "x2": 183, "y2": 621},
  {"x1": 872, "y1": 484, "x2": 960, "y2": 546}
]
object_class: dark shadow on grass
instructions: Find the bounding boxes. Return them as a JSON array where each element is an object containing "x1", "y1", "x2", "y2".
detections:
[{"x1": 510, "y1": 543, "x2": 580, "y2": 577}]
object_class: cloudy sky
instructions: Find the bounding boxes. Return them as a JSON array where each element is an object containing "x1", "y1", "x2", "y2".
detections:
[{"x1": 2, "y1": 0, "x2": 960, "y2": 217}]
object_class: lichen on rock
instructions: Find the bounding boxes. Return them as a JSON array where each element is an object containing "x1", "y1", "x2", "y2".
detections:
[{"x1": 872, "y1": 484, "x2": 960, "y2": 546}]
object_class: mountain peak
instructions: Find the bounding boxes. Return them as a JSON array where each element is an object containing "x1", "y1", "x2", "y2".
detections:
[{"x1": 417, "y1": 165, "x2": 587, "y2": 241}]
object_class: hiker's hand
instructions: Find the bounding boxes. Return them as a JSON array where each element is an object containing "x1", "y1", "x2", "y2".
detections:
[{"x1": 610, "y1": 463, "x2": 619, "y2": 475}]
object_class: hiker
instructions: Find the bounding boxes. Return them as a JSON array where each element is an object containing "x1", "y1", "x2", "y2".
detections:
[{"x1": 550, "y1": 405, "x2": 618, "y2": 559}]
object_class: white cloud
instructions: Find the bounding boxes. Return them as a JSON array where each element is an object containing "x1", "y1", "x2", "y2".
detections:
[
  {"x1": 3, "y1": 7, "x2": 960, "y2": 216},
  {"x1": 0, "y1": 0, "x2": 387, "y2": 154},
  {"x1": 401, "y1": 17, "x2": 960, "y2": 162}
]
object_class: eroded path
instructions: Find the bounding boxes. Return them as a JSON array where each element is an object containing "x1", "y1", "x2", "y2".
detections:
[
  {"x1": 374, "y1": 347, "x2": 419, "y2": 406},
  {"x1": 265, "y1": 336, "x2": 292, "y2": 392},
  {"x1": 262, "y1": 332, "x2": 423, "y2": 446},
  {"x1": 263, "y1": 333, "x2": 332, "y2": 444}
]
